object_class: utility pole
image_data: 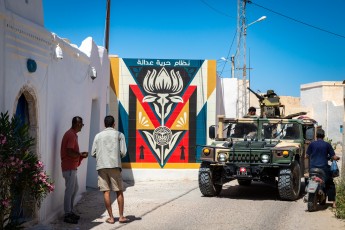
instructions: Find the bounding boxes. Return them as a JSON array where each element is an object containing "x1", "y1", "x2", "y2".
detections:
[
  {"x1": 340, "y1": 81, "x2": 345, "y2": 181},
  {"x1": 231, "y1": 55, "x2": 235, "y2": 78},
  {"x1": 235, "y1": 0, "x2": 265, "y2": 117},
  {"x1": 235, "y1": 0, "x2": 248, "y2": 117},
  {"x1": 104, "y1": 0, "x2": 111, "y2": 51}
]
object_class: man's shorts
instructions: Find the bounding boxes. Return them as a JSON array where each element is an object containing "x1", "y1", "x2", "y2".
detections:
[{"x1": 98, "y1": 168, "x2": 123, "y2": 192}]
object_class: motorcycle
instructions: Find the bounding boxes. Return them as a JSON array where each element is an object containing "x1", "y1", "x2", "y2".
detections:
[{"x1": 304, "y1": 168, "x2": 327, "y2": 212}]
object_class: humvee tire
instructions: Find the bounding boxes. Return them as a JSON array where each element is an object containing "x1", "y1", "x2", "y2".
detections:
[
  {"x1": 198, "y1": 163, "x2": 222, "y2": 197},
  {"x1": 278, "y1": 161, "x2": 301, "y2": 201}
]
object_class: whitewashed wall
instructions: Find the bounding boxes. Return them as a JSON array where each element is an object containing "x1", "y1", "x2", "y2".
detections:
[
  {"x1": 216, "y1": 77, "x2": 238, "y2": 119},
  {"x1": 2, "y1": 0, "x2": 44, "y2": 26},
  {"x1": 301, "y1": 81, "x2": 344, "y2": 144},
  {"x1": 0, "y1": 0, "x2": 109, "y2": 224}
]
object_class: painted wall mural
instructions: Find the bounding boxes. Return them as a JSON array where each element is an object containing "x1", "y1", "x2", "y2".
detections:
[{"x1": 110, "y1": 58, "x2": 216, "y2": 168}]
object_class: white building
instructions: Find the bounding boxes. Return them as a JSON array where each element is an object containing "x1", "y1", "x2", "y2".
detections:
[
  {"x1": 0, "y1": 0, "x2": 109, "y2": 225},
  {"x1": 301, "y1": 81, "x2": 344, "y2": 145}
]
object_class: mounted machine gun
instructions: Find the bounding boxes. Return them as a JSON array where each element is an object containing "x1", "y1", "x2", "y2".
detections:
[{"x1": 247, "y1": 87, "x2": 285, "y2": 118}]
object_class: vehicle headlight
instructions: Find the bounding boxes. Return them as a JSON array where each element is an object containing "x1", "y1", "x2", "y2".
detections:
[
  {"x1": 217, "y1": 152, "x2": 228, "y2": 162},
  {"x1": 261, "y1": 154, "x2": 270, "y2": 163}
]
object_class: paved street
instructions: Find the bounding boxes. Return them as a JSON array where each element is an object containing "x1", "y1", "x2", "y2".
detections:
[
  {"x1": 31, "y1": 178, "x2": 345, "y2": 230},
  {"x1": 28, "y1": 148, "x2": 345, "y2": 230}
]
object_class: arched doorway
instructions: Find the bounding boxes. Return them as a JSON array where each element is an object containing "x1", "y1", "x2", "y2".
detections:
[
  {"x1": 15, "y1": 94, "x2": 30, "y2": 127},
  {"x1": 13, "y1": 87, "x2": 38, "y2": 156},
  {"x1": 12, "y1": 87, "x2": 39, "y2": 224}
]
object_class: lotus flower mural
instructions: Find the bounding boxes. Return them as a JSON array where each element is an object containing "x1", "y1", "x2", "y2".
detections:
[
  {"x1": 142, "y1": 68, "x2": 184, "y2": 125},
  {"x1": 142, "y1": 68, "x2": 184, "y2": 166}
]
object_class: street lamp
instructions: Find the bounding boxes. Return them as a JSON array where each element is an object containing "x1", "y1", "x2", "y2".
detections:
[
  {"x1": 246, "y1": 16, "x2": 266, "y2": 28},
  {"x1": 221, "y1": 56, "x2": 235, "y2": 78},
  {"x1": 242, "y1": 15, "x2": 266, "y2": 115}
]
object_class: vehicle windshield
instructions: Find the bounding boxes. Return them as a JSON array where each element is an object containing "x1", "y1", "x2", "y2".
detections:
[
  {"x1": 226, "y1": 122, "x2": 258, "y2": 139},
  {"x1": 224, "y1": 120, "x2": 301, "y2": 140},
  {"x1": 262, "y1": 122, "x2": 300, "y2": 140}
]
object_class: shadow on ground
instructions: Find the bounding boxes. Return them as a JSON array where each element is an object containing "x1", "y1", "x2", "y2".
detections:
[
  {"x1": 214, "y1": 181, "x2": 307, "y2": 201},
  {"x1": 48, "y1": 181, "x2": 140, "y2": 230}
]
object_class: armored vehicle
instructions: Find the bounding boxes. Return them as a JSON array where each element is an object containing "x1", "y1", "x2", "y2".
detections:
[{"x1": 198, "y1": 89, "x2": 318, "y2": 200}]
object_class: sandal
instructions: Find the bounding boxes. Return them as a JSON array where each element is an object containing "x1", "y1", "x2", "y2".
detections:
[
  {"x1": 106, "y1": 218, "x2": 115, "y2": 224},
  {"x1": 119, "y1": 218, "x2": 130, "y2": 224}
]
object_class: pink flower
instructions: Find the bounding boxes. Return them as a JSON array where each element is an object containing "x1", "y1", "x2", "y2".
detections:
[
  {"x1": 48, "y1": 184, "x2": 55, "y2": 192},
  {"x1": 1, "y1": 199, "x2": 9, "y2": 208},
  {"x1": 37, "y1": 161, "x2": 44, "y2": 168},
  {"x1": 0, "y1": 134, "x2": 6, "y2": 145}
]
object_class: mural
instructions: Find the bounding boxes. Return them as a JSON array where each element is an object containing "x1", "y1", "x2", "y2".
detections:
[{"x1": 110, "y1": 58, "x2": 216, "y2": 168}]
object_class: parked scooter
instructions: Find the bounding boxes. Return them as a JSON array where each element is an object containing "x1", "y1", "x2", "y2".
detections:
[{"x1": 304, "y1": 168, "x2": 327, "y2": 212}]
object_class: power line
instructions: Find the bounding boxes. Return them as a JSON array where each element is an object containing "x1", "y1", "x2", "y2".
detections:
[
  {"x1": 199, "y1": 0, "x2": 235, "y2": 18},
  {"x1": 198, "y1": 0, "x2": 237, "y2": 77},
  {"x1": 219, "y1": 30, "x2": 237, "y2": 77},
  {"x1": 250, "y1": 1, "x2": 345, "y2": 39}
]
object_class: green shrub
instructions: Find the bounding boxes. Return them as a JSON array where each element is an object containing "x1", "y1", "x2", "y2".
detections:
[{"x1": 335, "y1": 178, "x2": 345, "y2": 219}]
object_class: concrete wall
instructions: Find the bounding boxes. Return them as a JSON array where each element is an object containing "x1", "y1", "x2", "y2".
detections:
[
  {"x1": 301, "y1": 81, "x2": 344, "y2": 144},
  {"x1": 249, "y1": 92, "x2": 303, "y2": 117},
  {"x1": 280, "y1": 96, "x2": 303, "y2": 116},
  {"x1": 217, "y1": 77, "x2": 238, "y2": 118},
  {"x1": 0, "y1": 0, "x2": 109, "y2": 224}
]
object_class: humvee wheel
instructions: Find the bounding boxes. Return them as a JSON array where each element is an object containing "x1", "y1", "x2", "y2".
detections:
[
  {"x1": 238, "y1": 179, "x2": 252, "y2": 186},
  {"x1": 198, "y1": 163, "x2": 222, "y2": 197},
  {"x1": 278, "y1": 161, "x2": 301, "y2": 201}
]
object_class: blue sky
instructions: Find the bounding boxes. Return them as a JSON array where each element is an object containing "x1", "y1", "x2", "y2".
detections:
[{"x1": 43, "y1": 0, "x2": 345, "y2": 97}]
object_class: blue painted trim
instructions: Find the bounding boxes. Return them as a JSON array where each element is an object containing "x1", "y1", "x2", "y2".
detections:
[{"x1": 196, "y1": 103, "x2": 207, "y2": 162}]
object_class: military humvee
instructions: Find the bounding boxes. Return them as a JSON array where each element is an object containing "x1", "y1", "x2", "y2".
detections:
[{"x1": 198, "y1": 89, "x2": 318, "y2": 200}]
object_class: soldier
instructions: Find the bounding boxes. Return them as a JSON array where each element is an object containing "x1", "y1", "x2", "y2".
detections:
[{"x1": 247, "y1": 107, "x2": 257, "y2": 116}]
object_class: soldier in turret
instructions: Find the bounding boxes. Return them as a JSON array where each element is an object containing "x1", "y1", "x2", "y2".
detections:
[{"x1": 247, "y1": 107, "x2": 257, "y2": 116}]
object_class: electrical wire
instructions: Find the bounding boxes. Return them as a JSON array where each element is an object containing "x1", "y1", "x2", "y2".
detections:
[
  {"x1": 201, "y1": 0, "x2": 345, "y2": 79},
  {"x1": 199, "y1": 0, "x2": 238, "y2": 77},
  {"x1": 199, "y1": 0, "x2": 235, "y2": 18},
  {"x1": 218, "y1": 30, "x2": 237, "y2": 77},
  {"x1": 250, "y1": 1, "x2": 345, "y2": 39}
]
